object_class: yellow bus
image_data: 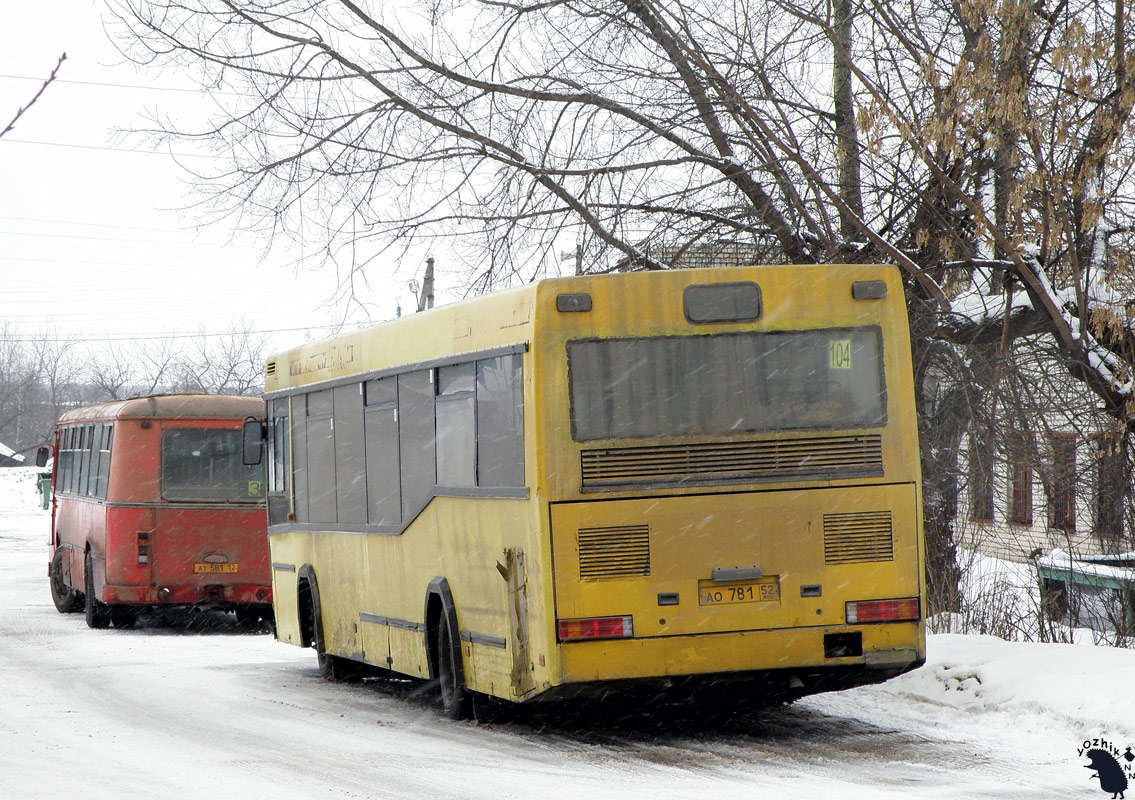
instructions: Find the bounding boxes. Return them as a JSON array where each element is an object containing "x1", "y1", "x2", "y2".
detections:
[{"x1": 253, "y1": 265, "x2": 925, "y2": 718}]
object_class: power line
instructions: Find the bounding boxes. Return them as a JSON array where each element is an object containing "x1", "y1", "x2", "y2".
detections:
[
  {"x1": 0, "y1": 229, "x2": 250, "y2": 246},
  {"x1": 0, "y1": 137, "x2": 214, "y2": 159},
  {"x1": 0, "y1": 286, "x2": 248, "y2": 296},
  {"x1": 0, "y1": 73, "x2": 242, "y2": 97},
  {"x1": 0, "y1": 214, "x2": 228, "y2": 235},
  {"x1": 0, "y1": 255, "x2": 253, "y2": 268},
  {"x1": 0, "y1": 323, "x2": 348, "y2": 343}
]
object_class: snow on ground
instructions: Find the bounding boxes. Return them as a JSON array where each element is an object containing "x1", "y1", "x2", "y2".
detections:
[{"x1": 1, "y1": 465, "x2": 1132, "y2": 799}]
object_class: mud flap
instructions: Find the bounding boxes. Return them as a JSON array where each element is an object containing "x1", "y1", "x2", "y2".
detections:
[{"x1": 497, "y1": 548, "x2": 535, "y2": 698}]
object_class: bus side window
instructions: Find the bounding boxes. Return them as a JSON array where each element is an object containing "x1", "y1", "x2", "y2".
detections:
[
  {"x1": 67, "y1": 426, "x2": 80, "y2": 495},
  {"x1": 86, "y1": 425, "x2": 98, "y2": 497},
  {"x1": 398, "y1": 370, "x2": 436, "y2": 522},
  {"x1": 306, "y1": 389, "x2": 336, "y2": 524},
  {"x1": 268, "y1": 399, "x2": 289, "y2": 526},
  {"x1": 57, "y1": 428, "x2": 69, "y2": 494},
  {"x1": 436, "y1": 363, "x2": 476, "y2": 488},
  {"x1": 364, "y1": 377, "x2": 400, "y2": 526},
  {"x1": 268, "y1": 403, "x2": 287, "y2": 493},
  {"x1": 77, "y1": 425, "x2": 91, "y2": 497},
  {"x1": 96, "y1": 424, "x2": 112, "y2": 499},
  {"x1": 89, "y1": 425, "x2": 102, "y2": 498},
  {"x1": 333, "y1": 383, "x2": 367, "y2": 524},
  {"x1": 477, "y1": 354, "x2": 524, "y2": 488},
  {"x1": 290, "y1": 394, "x2": 308, "y2": 523}
]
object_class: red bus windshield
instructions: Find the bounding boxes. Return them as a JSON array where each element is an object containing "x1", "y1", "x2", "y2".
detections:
[{"x1": 161, "y1": 428, "x2": 265, "y2": 503}]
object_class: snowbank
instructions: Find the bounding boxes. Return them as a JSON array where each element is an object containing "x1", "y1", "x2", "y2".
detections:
[
  {"x1": 0, "y1": 465, "x2": 46, "y2": 509},
  {"x1": 882, "y1": 633, "x2": 1134, "y2": 731}
]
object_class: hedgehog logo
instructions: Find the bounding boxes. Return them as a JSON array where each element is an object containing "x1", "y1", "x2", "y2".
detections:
[
  {"x1": 1080, "y1": 739, "x2": 1135, "y2": 799},
  {"x1": 1086, "y1": 749, "x2": 1128, "y2": 798}
]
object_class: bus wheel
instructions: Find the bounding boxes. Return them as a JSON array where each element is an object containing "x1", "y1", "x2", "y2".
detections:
[
  {"x1": 83, "y1": 551, "x2": 110, "y2": 629},
  {"x1": 435, "y1": 612, "x2": 472, "y2": 720},
  {"x1": 49, "y1": 550, "x2": 81, "y2": 613},
  {"x1": 304, "y1": 581, "x2": 361, "y2": 682}
]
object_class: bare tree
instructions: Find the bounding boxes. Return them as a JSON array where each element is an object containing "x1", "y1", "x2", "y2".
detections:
[
  {"x1": 172, "y1": 322, "x2": 267, "y2": 396},
  {"x1": 0, "y1": 323, "x2": 42, "y2": 453},
  {"x1": 109, "y1": 0, "x2": 1135, "y2": 611},
  {"x1": 25, "y1": 331, "x2": 85, "y2": 446},
  {"x1": 87, "y1": 344, "x2": 135, "y2": 402},
  {"x1": 87, "y1": 337, "x2": 180, "y2": 401}
]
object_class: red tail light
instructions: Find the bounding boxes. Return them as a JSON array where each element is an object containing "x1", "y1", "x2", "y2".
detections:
[
  {"x1": 137, "y1": 531, "x2": 151, "y2": 564},
  {"x1": 557, "y1": 615, "x2": 634, "y2": 642},
  {"x1": 845, "y1": 597, "x2": 920, "y2": 624}
]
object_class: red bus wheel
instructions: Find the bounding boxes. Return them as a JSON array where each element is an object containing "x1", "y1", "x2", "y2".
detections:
[
  {"x1": 49, "y1": 550, "x2": 81, "y2": 614},
  {"x1": 83, "y1": 552, "x2": 110, "y2": 630}
]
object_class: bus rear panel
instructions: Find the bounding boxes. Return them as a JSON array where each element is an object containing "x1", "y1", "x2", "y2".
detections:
[{"x1": 49, "y1": 395, "x2": 271, "y2": 628}]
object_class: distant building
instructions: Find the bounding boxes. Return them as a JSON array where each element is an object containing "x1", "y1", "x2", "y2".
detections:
[
  {"x1": 955, "y1": 424, "x2": 1128, "y2": 563},
  {"x1": 613, "y1": 237, "x2": 784, "y2": 271},
  {"x1": 0, "y1": 441, "x2": 26, "y2": 467},
  {"x1": 946, "y1": 341, "x2": 1132, "y2": 564}
]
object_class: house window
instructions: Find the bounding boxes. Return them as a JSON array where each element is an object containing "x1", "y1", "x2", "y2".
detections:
[
  {"x1": 1096, "y1": 436, "x2": 1127, "y2": 537},
  {"x1": 968, "y1": 435, "x2": 994, "y2": 522},
  {"x1": 1008, "y1": 433, "x2": 1033, "y2": 526},
  {"x1": 1010, "y1": 461, "x2": 1033, "y2": 525},
  {"x1": 1049, "y1": 434, "x2": 1075, "y2": 532}
]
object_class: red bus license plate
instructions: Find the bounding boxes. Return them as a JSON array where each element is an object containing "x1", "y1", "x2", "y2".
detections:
[
  {"x1": 194, "y1": 563, "x2": 238, "y2": 574},
  {"x1": 698, "y1": 580, "x2": 780, "y2": 606}
]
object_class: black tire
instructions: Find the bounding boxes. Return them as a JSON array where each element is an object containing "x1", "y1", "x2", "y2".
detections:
[
  {"x1": 317, "y1": 649, "x2": 364, "y2": 681},
  {"x1": 49, "y1": 549, "x2": 82, "y2": 613},
  {"x1": 84, "y1": 551, "x2": 110, "y2": 629},
  {"x1": 304, "y1": 581, "x2": 363, "y2": 681},
  {"x1": 435, "y1": 611, "x2": 472, "y2": 720}
]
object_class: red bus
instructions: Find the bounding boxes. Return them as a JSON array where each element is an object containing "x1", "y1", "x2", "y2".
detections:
[{"x1": 43, "y1": 394, "x2": 271, "y2": 629}]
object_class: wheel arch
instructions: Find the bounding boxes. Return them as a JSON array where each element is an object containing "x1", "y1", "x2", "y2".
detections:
[
  {"x1": 424, "y1": 576, "x2": 463, "y2": 686},
  {"x1": 296, "y1": 563, "x2": 319, "y2": 649},
  {"x1": 83, "y1": 541, "x2": 104, "y2": 599}
]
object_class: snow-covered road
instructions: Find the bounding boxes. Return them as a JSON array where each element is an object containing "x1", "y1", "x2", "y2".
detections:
[{"x1": 0, "y1": 467, "x2": 1129, "y2": 799}]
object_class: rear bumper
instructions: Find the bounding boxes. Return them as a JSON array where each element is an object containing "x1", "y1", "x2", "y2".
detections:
[
  {"x1": 103, "y1": 583, "x2": 272, "y2": 607},
  {"x1": 557, "y1": 620, "x2": 924, "y2": 686}
]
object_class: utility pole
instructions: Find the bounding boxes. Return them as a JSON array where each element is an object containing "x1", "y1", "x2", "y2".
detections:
[{"x1": 561, "y1": 244, "x2": 583, "y2": 275}]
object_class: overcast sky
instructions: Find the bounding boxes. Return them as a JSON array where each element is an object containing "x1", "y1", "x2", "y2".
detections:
[{"x1": 1, "y1": 1, "x2": 445, "y2": 354}]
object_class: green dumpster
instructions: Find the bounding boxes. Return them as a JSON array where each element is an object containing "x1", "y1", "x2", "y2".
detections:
[
  {"x1": 1037, "y1": 550, "x2": 1135, "y2": 643},
  {"x1": 37, "y1": 472, "x2": 51, "y2": 510}
]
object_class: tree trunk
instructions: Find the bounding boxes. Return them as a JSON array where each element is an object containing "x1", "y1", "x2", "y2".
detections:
[{"x1": 832, "y1": 0, "x2": 864, "y2": 246}]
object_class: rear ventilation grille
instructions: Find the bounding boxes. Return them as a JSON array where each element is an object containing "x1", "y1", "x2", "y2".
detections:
[
  {"x1": 578, "y1": 525, "x2": 651, "y2": 580},
  {"x1": 581, "y1": 434, "x2": 883, "y2": 490},
  {"x1": 266, "y1": 360, "x2": 277, "y2": 377},
  {"x1": 824, "y1": 511, "x2": 893, "y2": 564}
]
